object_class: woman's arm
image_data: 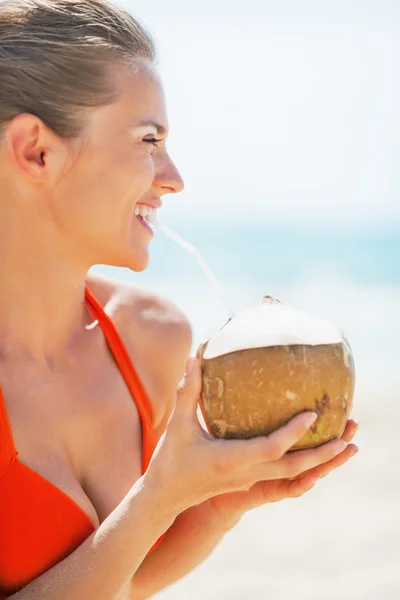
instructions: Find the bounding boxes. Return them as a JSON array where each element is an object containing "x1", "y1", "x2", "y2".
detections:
[
  {"x1": 8, "y1": 479, "x2": 175, "y2": 600},
  {"x1": 127, "y1": 502, "x2": 236, "y2": 600},
  {"x1": 128, "y1": 420, "x2": 358, "y2": 600}
]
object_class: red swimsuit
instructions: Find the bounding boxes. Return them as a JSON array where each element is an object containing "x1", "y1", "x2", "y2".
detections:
[{"x1": 0, "y1": 286, "x2": 163, "y2": 596}]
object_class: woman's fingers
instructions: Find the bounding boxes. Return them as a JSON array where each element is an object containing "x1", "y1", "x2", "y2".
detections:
[
  {"x1": 309, "y1": 442, "x2": 358, "y2": 479},
  {"x1": 251, "y1": 471, "x2": 320, "y2": 506},
  {"x1": 175, "y1": 357, "x2": 202, "y2": 418},
  {"x1": 341, "y1": 419, "x2": 359, "y2": 443},
  {"x1": 285, "y1": 471, "x2": 320, "y2": 497},
  {"x1": 287, "y1": 441, "x2": 359, "y2": 483},
  {"x1": 285, "y1": 419, "x2": 359, "y2": 481},
  {"x1": 253, "y1": 437, "x2": 348, "y2": 481},
  {"x1": 208, "y1": 412, "x2": 319, "y2": 482},
  {"x1": 229, "y1": 415, "x2": 359, "y2": 470},
  {"x1": 233, "y1": 411, "x2": 319, "y2": 464},
  {"x1": 265, "y1": 418, "x2": 359, "y2": 481}
]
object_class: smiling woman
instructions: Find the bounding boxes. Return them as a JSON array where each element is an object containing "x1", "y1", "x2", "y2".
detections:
[
  {"x1": 0, "y1": 1, "x2": 358, "y2": 599},
  {"x1": 0, "y1": 0, "x2": 184, "y2": 273}
]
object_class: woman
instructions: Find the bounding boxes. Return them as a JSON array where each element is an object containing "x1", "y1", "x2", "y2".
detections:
[{"x1": 0, "y1": 1, "x2": 358, "y2": 598}]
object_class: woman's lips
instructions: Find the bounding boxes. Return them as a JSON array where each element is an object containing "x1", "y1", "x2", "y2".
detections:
[{"x1": 135, "y1": 214, "x2": 154, "y2": 236}]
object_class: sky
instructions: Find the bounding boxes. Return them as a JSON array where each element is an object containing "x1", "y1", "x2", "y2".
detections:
[{"x1": 119, "y1": 0, "x2": 398, "y2": 233}]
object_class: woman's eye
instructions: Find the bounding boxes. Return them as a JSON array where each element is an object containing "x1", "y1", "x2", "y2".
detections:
[{"x1": 143, "y1": 137, "x2": 162, "y2": 148}]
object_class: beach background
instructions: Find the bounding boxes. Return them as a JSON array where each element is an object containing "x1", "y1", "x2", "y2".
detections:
[{"x1": 94, "y1": 0, "x2": 399, "y2": 597}]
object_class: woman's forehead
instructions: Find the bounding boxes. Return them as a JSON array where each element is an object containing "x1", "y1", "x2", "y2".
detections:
[{"x1": 112, "y1": 62, "x2": 167, "y2": 126}]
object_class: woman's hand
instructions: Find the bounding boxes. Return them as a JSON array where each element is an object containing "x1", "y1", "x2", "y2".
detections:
[
  {"x1": 144, "y1": 358, "x2": 354, "y2": 519},
  {"x1": 204, "y1": 418, "x2": 358, "y2": 527}
]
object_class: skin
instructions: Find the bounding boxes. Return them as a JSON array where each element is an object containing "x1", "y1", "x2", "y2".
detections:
[{"x1": 0, "y1": 60, "x2": 358, "y2": 599}]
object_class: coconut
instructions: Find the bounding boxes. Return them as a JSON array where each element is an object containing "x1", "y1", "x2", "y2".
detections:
[{"x1": 197, "y1": 297, "x2": 355, "y2": 450}]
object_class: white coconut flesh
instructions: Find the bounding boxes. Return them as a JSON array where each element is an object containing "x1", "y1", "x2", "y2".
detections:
[{"x1": 202, "y1": 299, "x2": 351, "y2": 367}]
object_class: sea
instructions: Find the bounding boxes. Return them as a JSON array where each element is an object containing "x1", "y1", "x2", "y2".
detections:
[{"x1": 93, "y1": 223, "x2": 400, "y2": 397}]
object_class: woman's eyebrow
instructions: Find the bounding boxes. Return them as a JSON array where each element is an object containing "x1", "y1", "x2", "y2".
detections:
[{"x1": 136, "y1": 120, "x2": 167, "y2": 135}]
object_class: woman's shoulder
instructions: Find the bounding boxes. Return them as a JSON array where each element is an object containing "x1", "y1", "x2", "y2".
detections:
[
  {"x1": 85, "y1": 272, "x2": 193, "y2": 431},
  {"x1": 85, "y1": 271, "x2": 192, "y2": 337}
]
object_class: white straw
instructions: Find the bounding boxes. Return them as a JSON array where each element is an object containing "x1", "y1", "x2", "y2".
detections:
[{"x1": 150, "y1": 218, "x2": 236, "y2": 320}]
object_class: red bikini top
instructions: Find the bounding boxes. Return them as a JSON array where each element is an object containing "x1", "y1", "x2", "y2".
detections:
[{"x1": 0, "y1": 285, "x2": 164, "y2": 596}]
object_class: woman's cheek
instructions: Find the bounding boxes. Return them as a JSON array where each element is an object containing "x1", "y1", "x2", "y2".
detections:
[{"x1": 133, "y1": 149, "x2": 156, "y2": 186}]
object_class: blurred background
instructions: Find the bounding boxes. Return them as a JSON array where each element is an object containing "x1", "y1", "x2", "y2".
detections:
[{"x1": 92, "y1": 0, "x2": 399, "y2": 598}]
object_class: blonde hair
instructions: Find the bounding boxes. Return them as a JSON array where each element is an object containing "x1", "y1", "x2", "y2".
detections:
[{"x1": 0, "y1": 0, "x2": 156, "y2": 138}]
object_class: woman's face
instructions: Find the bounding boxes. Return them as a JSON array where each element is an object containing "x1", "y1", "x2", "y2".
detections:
[{"x1": 54, "y1": 62, "x2": 184, "y2": 271}]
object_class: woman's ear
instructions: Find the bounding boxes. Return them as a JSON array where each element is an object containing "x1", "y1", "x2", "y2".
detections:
[{"x1": 5, "y1": 113, "x2": 71, "y2": 186}]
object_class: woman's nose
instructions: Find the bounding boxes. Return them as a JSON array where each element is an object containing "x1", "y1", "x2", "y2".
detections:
[{"x1": 156, "y1": 155, "x2": 184, "y2": 194}]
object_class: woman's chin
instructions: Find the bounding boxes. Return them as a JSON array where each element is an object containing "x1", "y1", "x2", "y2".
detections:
[
  {"x1": 120, "y1": 248, "x2": 150, "y2": 272},
  {"x1": 128, "y1": 260, "x2": 148, "y2": 273},
  {"x1": 95, "y1": 239, "x2": 150, "y2": 272}
]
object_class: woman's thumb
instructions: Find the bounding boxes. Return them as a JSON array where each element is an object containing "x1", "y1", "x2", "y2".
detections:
[{"x1": 176, "y1": 357, "x2": 202, "y2": 414}]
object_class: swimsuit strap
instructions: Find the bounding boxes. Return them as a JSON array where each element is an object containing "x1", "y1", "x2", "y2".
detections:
[{"x1": 84, "y1": 285, "x2": 158, "y2": 473}]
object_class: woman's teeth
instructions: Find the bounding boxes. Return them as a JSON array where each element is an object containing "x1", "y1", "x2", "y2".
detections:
[{"x1": 134, "y1": 204, "x2": 157, "y2": 223}]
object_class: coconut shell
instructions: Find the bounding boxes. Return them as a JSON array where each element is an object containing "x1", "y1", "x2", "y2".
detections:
[{"x1": 197, "y1": 341, "x2": 355, "y2": 450}]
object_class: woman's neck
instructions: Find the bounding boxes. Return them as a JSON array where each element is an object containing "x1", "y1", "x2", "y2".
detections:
[{"x1": 0, "y1": 206, "x2": 94, "y2": 368}]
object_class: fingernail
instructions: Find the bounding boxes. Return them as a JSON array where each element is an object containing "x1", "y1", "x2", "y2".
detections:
[
  {"x1": 185, "y1": 357, "x2": 197, "y2": 375},
  {"x1": 302, "y1": 412, "x2": 318, "y2": 427}
]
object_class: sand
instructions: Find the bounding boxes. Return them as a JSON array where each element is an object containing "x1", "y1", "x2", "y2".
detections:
[{"x1": 154, "y1": 378, "x2": 400, "y2": 600}]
